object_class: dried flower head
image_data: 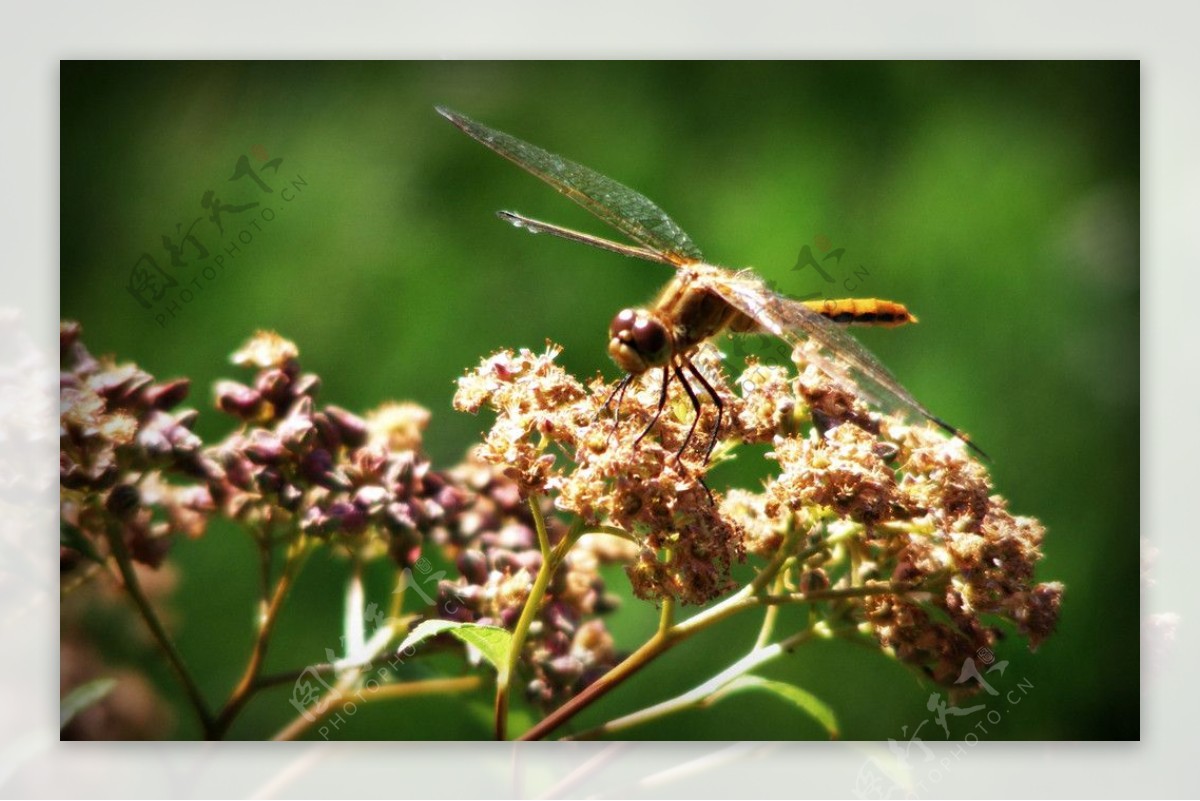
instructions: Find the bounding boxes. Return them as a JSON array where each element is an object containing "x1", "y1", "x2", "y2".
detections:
[
  {"x1": 60, "y1": 321, "x2": 214, "y2": 568},
  {"x1": 206, "y1": 331, "x2": 456, "y2": 567},
  {"x1": 456, "y1": 343, "x2": 754, "y2": 605},
  {"x1": 431, "y1": 452, "x2": 633, "y2": 709},
  {"x1": 456, "y1": 338, "x2": 1061, "y2": 685}
]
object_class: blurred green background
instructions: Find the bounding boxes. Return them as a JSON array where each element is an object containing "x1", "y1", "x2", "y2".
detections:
[{"x1": 61, "y1": 61, "x2": 1138, "y2": 740}]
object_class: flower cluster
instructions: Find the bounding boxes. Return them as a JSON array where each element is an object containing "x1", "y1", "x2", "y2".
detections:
[
  {"x1": 750, "y1": 378, "x2": 1063, "y2": 686},
  {"x1": 204, "y1": 332, "x2": 459, "y2": 566},
  {"x1": 59, "y1": 315, "x2": 1064, "y2": 738},
  {"x1": 60, "y1": 321, "x2": 215, "y2": 568},
  {"x1": 454, "y1": 344, "x2": 751, "y2": 605},
  {"x1": 431, "y1": 452, "x2": 634, "y2": 709},
  {"x1": 456, "y1": 340, "x2": 1062, "y2": 688}
]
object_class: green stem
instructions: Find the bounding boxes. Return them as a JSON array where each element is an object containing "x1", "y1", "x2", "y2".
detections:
[
  {"x1": 658, "y1": 595, "x2": 675, "y2": 635},
  {"x1": 569, "y1": 626, "x2": 820, "y2": 740},
  {"x1": 760, "y1": 582, "x2": 914, "y2": 604},
  {"x1": 754, "y1": 572, "x2": 785, "y2": 650},
  {"x1": 520, "y1": 524, "x2": 807, "y2": 741},
  {"x1": 273, "y1": 674, "x2": 482, "y2": 741},
  {"x1": 103, "y1": 522, "x2": 215, "y2": 737},
  {"x1": 494, "y1": 495, "x2": 559, "y2": 740},
  {"x1": 212, "y1": 538, "x2": 310, "y2": 738}
]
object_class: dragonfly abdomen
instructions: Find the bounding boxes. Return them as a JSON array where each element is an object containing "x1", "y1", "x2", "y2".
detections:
[
  {"x1": 725, "y1": 297, "x2": 917, "y2": 335},
  {"x1": 801, "y1": 298, "x2": 917, "y2": 327}
]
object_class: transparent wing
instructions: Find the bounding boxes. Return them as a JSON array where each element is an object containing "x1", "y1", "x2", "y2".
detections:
[
  {"x1": 437, "y1": 106, "x2": 704, "y2": 264},
  {"x1": 697, "y1": 267, "x2": 975, "y2": 445}
]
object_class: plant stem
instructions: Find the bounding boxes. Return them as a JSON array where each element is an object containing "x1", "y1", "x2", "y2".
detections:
[
  {"x1": 754, "y1": 572, "x2": 785, "y2": 650},
  {"x1": 658, "y1": 595, "x2": 675, "y2": 635},
  {"x1": 388, "y1": 560, "x2": 408, "y2": 621},
  {"x1": 519, "y1": 628, "x2": 676, "y2": 742},
  {"x1": 518, "y1": 574, "x2": 767, "y2": 741},
  {"x1": 520, "y1": 524, "x2": 811, "y2": 741},
  {"x1": 103, "y1": 522, "x2": 215, "y2": 737},
  {"x1": 760, "y1": 582, "x2": 912, "y2": 604},
  {"x1": 569, "y1": 626, "x2": 820, "y2": 739},
  {"x1": 494, "y1": 494, "x2": 558, "y2": 740},
  {"x1": 212, "y1": 538, "x2": 310, "y2": 738},
  {"x1": 272, "y1": 675, "x2": 482, "y2": 741},
  {"x1": 251, "y1": 633, "x2": 454, "y2": 691}
]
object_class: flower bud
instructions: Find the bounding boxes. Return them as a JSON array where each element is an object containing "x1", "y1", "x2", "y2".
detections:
[
  {"x1": 543, "y1": 655, "x2": 583, "y2": 687},
  {"x1": 354, "y1": 484, "x2": 390, "y2": 511},
  {"x1": 325, "y1": 405, "x2": 368, "y2": 448},
  {"x1": 456, "y1": 550, "x2": 489, "y2": 586},
  {"x1": 105, "y1": 483, "x2": 141, "y2": 519},
  {"x1": 277, "y1": 398, "x2": 316, "y2": 452},
  {"x1": 525, "y1": 678, "x2": 550, "y2": 704},
  {"x1": 60, "y1": 320, "x2": 81, "y2": 352},
  {"x1": 254, "y1": 368, "x2": 292, "y2": 408},
  {"x1": 496, "y1": 523, "x2": 535, "y2": 552},
  {"x1": 311, "y1": 413, "x2": 342, "y2": 451},
  {"x1": 137, "y1": 378, "x2": 189, "y2": 410},
  {"x1": 499, "y1": 605, "x2": 521, "y2": 629},
  {"x1": 174, "y1": 409, "x2": 200, "y2": 429},
  {"x1": 218, "y1": 450, "x2": 256, "y2": 490},
  {"x1": 244, "y1": 430, "x2": 286, "y2": 464},
  {"x1": 125, "y1": 518, "x2": 168, "y2": 568},
  {"x1": 292, "y1": 373, "x2": 322, "y2": 399},
  {"x1": 165, "y1": 421, "x2": 202, "y2": 455},
  {"x1": 215, "y1": 380, "x2": 264, "y2": 419},
  {"x1": 384, "y1": 501, "x2": 417, "y2": 533},
  {"x1": 299, "y1": 448, "x2": 334, "y2": 485},
  {"x1": 328, "y1": 500, "x2": 367, "y2": 535}
]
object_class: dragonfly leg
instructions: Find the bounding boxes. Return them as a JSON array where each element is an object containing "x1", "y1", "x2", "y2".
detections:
[
  {"x1": 633, "y1": 365, "x2": 671, "y2": 448},
  {"x1": 672, "y1": 359, "x2": 703, "y2": 463},
  {"x1": 684, "y1": 358, "x2": 723, "y2": 463},
  {"x1": 602, "y1": 374, "x2": 634, "y2": 448},
  {"x1": 600, "y1": 374, "x2": 638, "y2": 441},
  {"x1": 598, "y1": 374, "x2": 632, "y2": 421}
]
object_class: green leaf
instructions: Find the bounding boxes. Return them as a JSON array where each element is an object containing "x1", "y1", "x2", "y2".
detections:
[
  {"x1": 60, "y1": 677, "x2": 117, "y2": 728},
  {"x1": 716, "y1": 675, "x2": 840, "y2": 739},
  {"x1": 395, "y1": 619, "x2": 512, "y2": 673},
  {"x1": 448, "y1": 625, "x2": 513, "y2": 672}
]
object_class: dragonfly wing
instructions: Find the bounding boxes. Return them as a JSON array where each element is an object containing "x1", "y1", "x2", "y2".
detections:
[
  {"x1": 437, "y1": 107, "x2": 704, "y2": 264},
  {"x1": 698, "y1": 268, "x2": 937, "y2": 422}
]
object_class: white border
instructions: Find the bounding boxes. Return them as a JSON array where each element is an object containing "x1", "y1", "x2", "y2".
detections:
[{"x1": 5, "y1": 1, "x2": 1195, "y2": 797}]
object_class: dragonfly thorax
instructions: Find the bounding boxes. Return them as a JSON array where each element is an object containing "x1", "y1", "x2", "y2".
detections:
[{"x1": 608, "y1": 308, "x2": 672, "y2": 374}]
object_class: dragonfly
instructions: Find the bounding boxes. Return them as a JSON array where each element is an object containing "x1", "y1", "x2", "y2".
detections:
[{"x1": 437, "y1": 106, "x2": 983, "y2": 461}]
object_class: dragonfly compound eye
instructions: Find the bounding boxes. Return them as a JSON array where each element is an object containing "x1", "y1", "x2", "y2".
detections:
[{"x1": 609, "y1": 309, "x2": 670, "y2": 372}]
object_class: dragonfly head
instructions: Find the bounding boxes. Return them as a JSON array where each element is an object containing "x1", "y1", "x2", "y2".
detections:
[{"x1": 608, "y1": 308, "x2": 671, "y2": 374}]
